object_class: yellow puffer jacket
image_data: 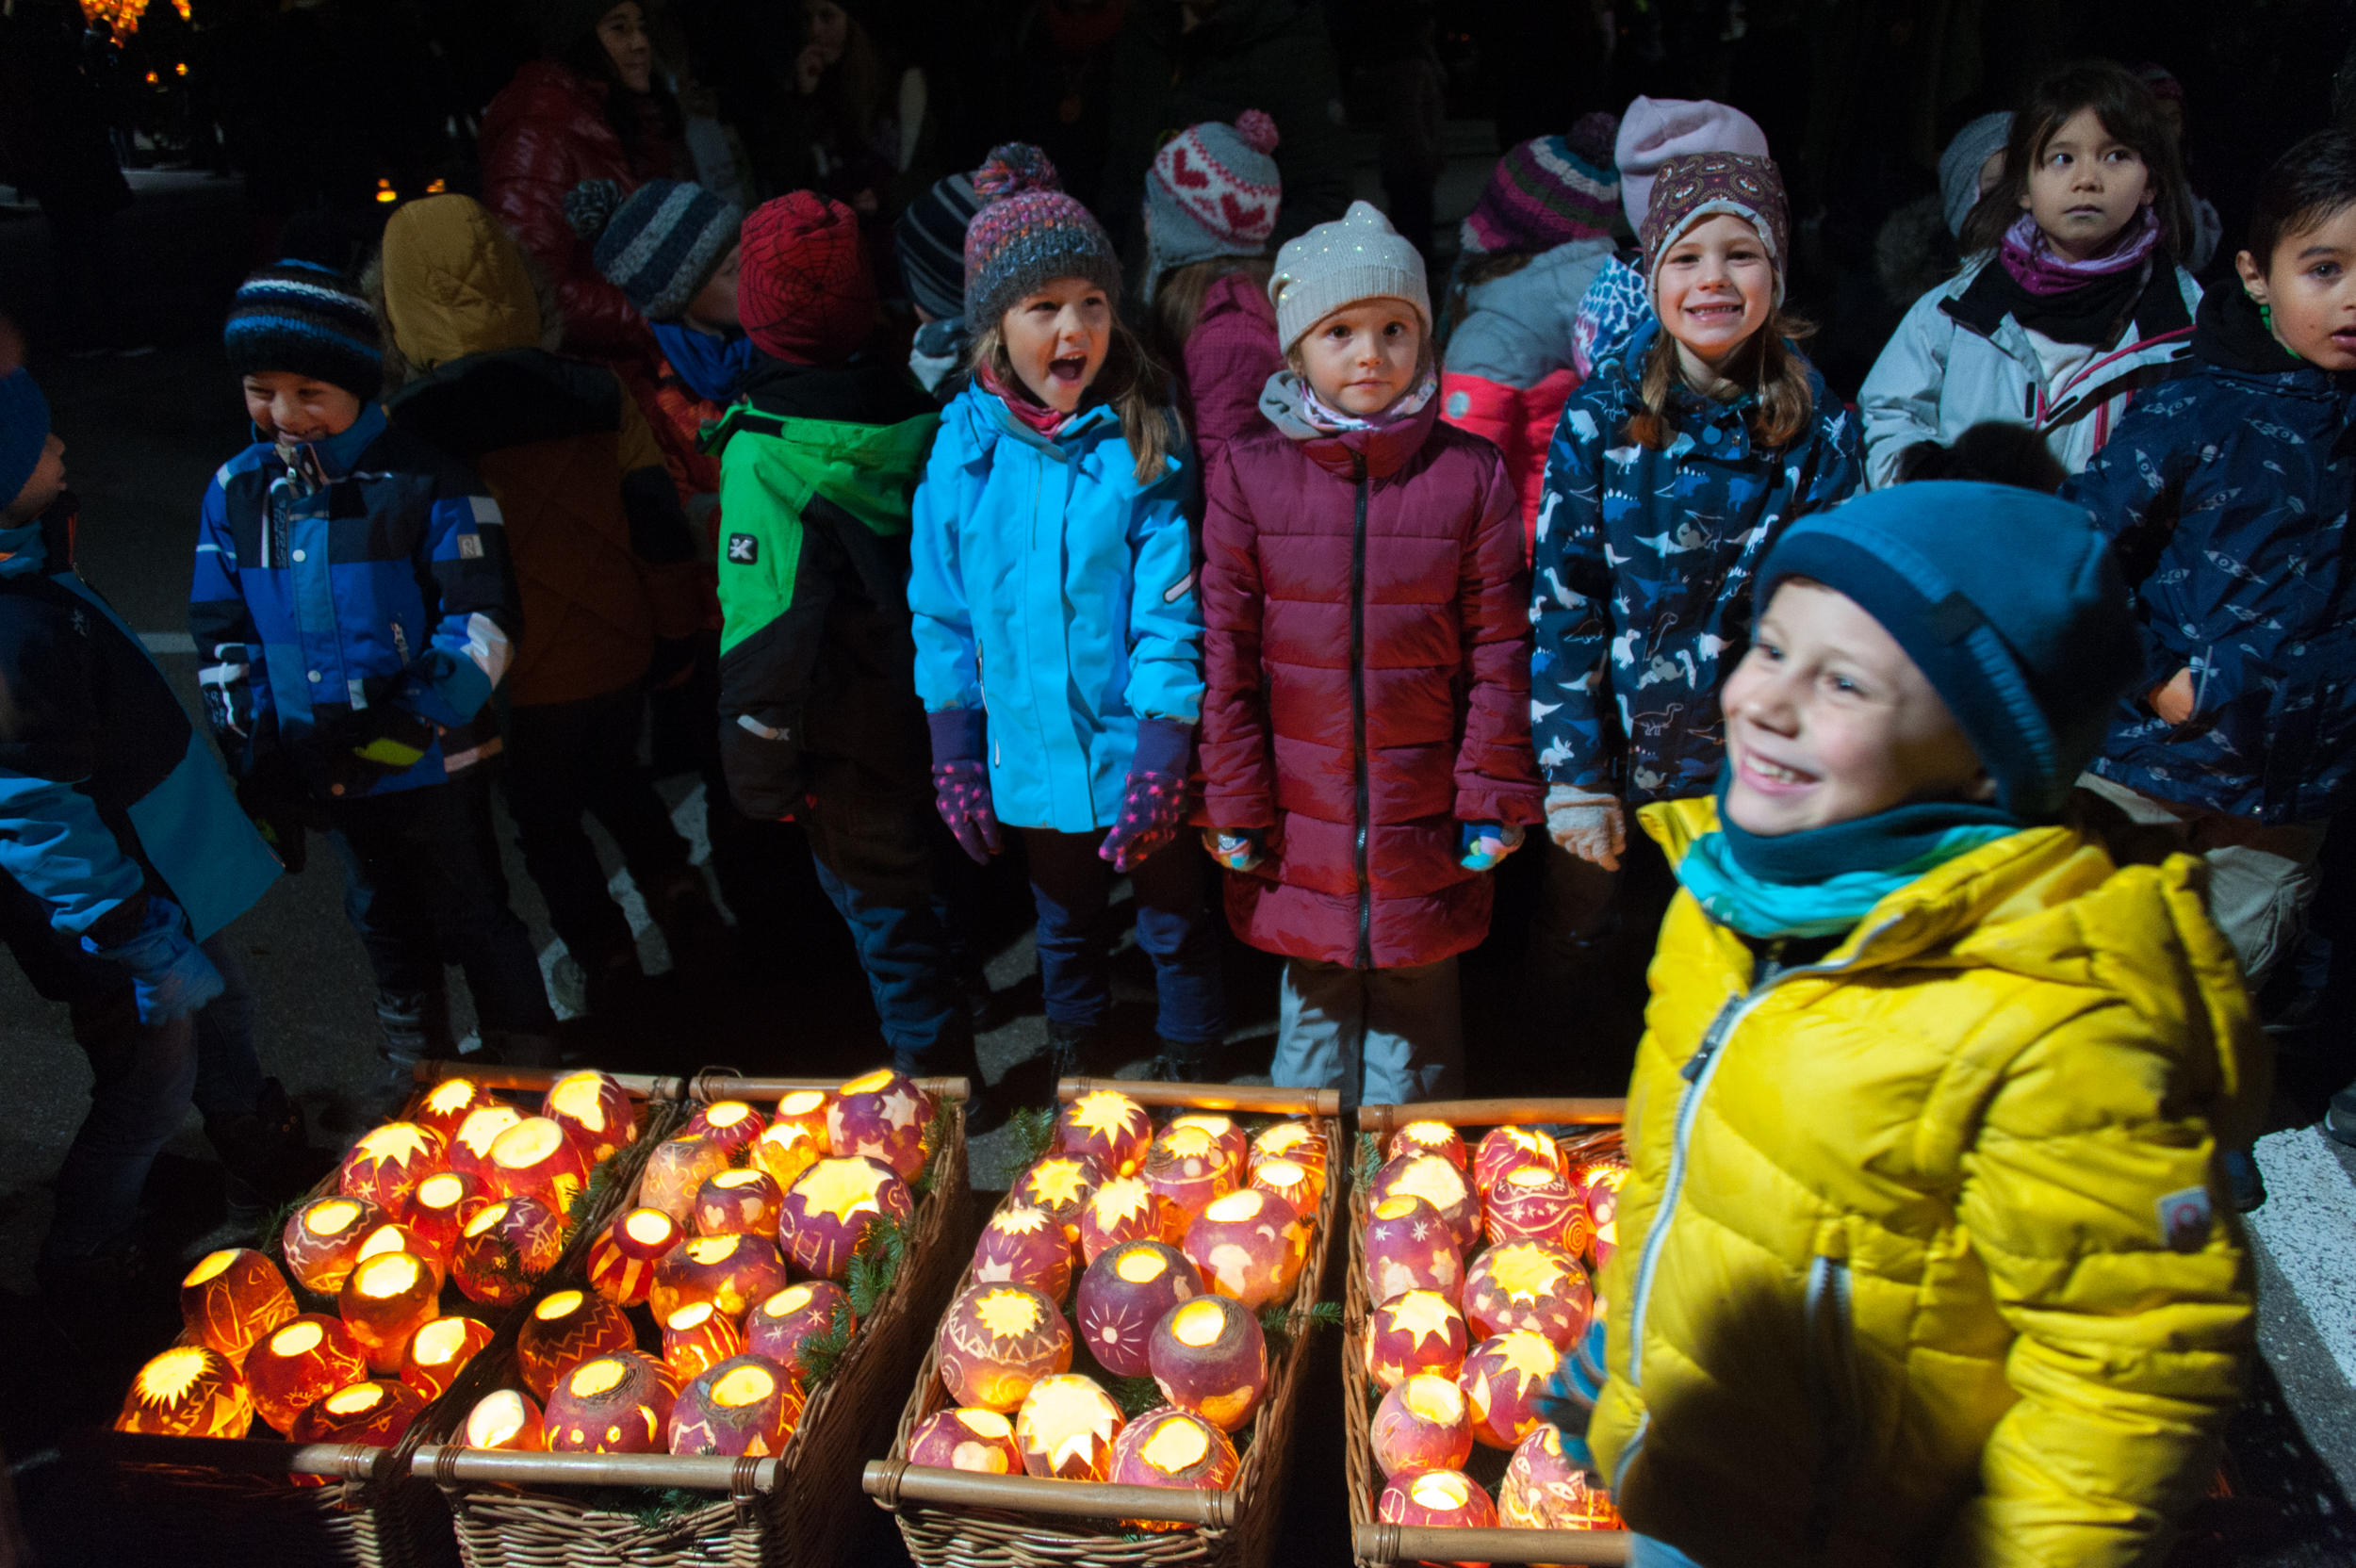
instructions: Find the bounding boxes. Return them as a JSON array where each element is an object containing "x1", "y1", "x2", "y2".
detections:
[{"x1": 1589, "y1": 796, "x2": 2264, "y2": 1568}]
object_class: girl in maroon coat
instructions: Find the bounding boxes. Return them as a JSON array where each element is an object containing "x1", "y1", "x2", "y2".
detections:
[{"x1": 1200, "y1": 202, "x2": 1545, "y2": 1107}]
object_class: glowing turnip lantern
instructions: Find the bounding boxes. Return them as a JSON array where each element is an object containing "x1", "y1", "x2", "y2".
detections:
[
  {"x1": 283, "y1": 1195, "x2": 388, "y2": 1295},
  {"x1": 450, "y1": 1196, "x2": 565, "y2": 1306},
  {"x1": 1577, "y1": 1158, "x2": 1628, "y2": 1270},
  {"x1": 1055, "y1": 1088, "x2": 1152, "y2": 1177},
  {"x1": 447, "y1": 1103, "x2": 526, "y2": 1185},
  {"x1": 338, "y1": 1250, "x2": 438, "y2": 1373},
  {"x1": 542, "y1": 1070, "x2": 635, "y2": 1163},
  {"x1": 517, "y1": 1289, "x2": 636, "y2": 1399},
  {"x1": 1482, "y1": 1164, "x2": 1590, "y2": 1254},
  {"x1": 413, "y1": 1074, "x2": 489, "y2": 1141},
  {"x1": 587, "y1": 1206, "x2": 681, "y2": 1308},
  {"x1": 748, "y1": 1121, "x2": 823, "y2": 1192},
  {"x1": 934, "y1": 1282, "x2": 1072, "y2": 1412},
  {"x1": 180, "y1": 1248, "x2": 296, "y2": 1364},
  {"x1": 465, "y1": 1388, "x2": 546, "y2": 1451},
  {"x1": 1014, "y1": 1154, "x2": 1100, "y2": 1244},
  {"x1": 337, "y1": 1121, "x2": 446, "y2": 1215},
  {"x1": 1376, "y1": 1467, "x2": 1498, "y2": 1562},
  {"x1": 1248, "y1": 1157, "x2": 1319, "y2": 1220},
  {"x1": 746, "y1": 1282, "x2": 852, "y2": 1380},
  {"x1": 1474, "y1": 1125, "x2": 1565, "y2": 1195},
  {"x1": 969, "y1": 1205, "x2": 1072, "y2": 1300},
  {"x1": 1182, "y1": 1187, "x2": 1308, "y2": 1311},
  {"x1": 1147, "y1": 1295, "x2": 1266, "y2": 1432},
  {"x1": 1106, "y1": 1406, "x2": 1239, "y2": 1527},
  {"x1": 1364, "y1": 1289, "x2": 1470, "y2": 1392},
  {"x1": 1077, "y1": 1176, "x2": 1182, "y2": 1263},
  {"x1": 778, "y1": 1155, "x2": 913, "y2": 1280},
  {"x1": 638, "y1": 1136, "x2": 732, "y2": 1225},
  {"x1": 246, "y1": 1315, "x2": 368, "y2": 1432},
  {"x1": 355, "y1": 1220, "x2": 447, "y2": 1296},
  {"x1": 404, "y1": 1170, "x2": 484, "y2": 1261},
  {"x1": 1074, "y1": 1239, "x2": 1200, "y2": 1378},
  {"x1": 1500, "y1": 1424, "x2": 1624, "y2": 1531},
  {"x1": 401, "y1": 1314, "x2": 495, "y2": 1401},
  {"x1": 652, "y1": 1233, "x2": 788, "y2": 1321},
  {"x1": 826, "y1": 1069, "x2": 933, "y2": 1182},
  {"x1": 1143, "y1": 1124, "x2": 1234, "y2": 1222},
  {"x1": 1462, "y1": 1240, "x2": 1590, "y2": 1348},
  {"x1": 1249, "y1": 1121, "x2": 1328, "y2": 1194},
  {"x1": 1459, "y1": 1330, "x2": 1559, "y2": 1449},
  {"x1": 485, "y1": 1116, "x2": 593, "y2": 1218},
  {"x1": 657, "y1": 1299, "x2": 739, "y2": 1383},
  {"x1": 906, "y1": 1407, "x2": 1024, "y2": 1474},
  {"x1": 545, "y1": 1350, "x2": 676, "y2": 1454},
  {"x1": 1370, "y1": 1372, "x2": 1475, "y2": 1478},
  {"x1": 1364, "y1": 1194, "x2": 1465, "y2": 1306},
  {"x1": 1014, "y1": 1373, "x2": 1124, "y2": 1480},
  {"x1": 1387, "y1": 1119, "x2": 1467, "y2": 1172},
  {"x1": 685, "y1": 1099, "x2": 765, "y2": 1158},
  {"x1": 1371, "y1": 1152, "x2": 1481, "y2": 1256},
  {"x1": 694, "y1": 1168, "x2": 784, "y2": 1238},
  {"x1": 290, "y1": 1379, "x2": 428, "y2": 1446},
  {"x1": 768, "y1": 1088, "x2": 830, "y2": 1144},
  {"x1": 117, "y1": 1346, "x2": 254, "y2": 1437},
  {"x1": 1164, "y1": 1114, "x2": 1247, "y2": 1186},
  {"x1": 670, "y1": 1353, "x2": 805, "y2": 1456}
]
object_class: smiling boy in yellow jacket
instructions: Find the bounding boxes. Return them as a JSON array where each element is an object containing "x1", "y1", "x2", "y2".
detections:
[{"x1": 1549, "y1": 481, "x2": 2263, "y2": 1568}]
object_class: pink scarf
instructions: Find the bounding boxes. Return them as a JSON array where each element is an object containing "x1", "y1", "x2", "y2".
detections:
[
  {"x1": 1997, "y1": 208, "x2": 2160, "y2": 297},
  {"x1": 977, "y1": 363, "x2": 1073, "y2": 439}
]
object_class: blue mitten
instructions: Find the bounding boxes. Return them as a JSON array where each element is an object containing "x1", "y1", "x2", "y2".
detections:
[
  {"x1": 85, "y1": 895, "x2": 224, "y2": 1024},
  {"x1": 1459, "y1": 821, "x2": 1527, "y2": 872},
  {"x1": 1202, "y1": 827, "x2": 1265, "y2": 873}
]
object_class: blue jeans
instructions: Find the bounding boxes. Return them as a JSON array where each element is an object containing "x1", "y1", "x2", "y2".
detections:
[
  {"x1": 1275, "y1": 955, "x2": 1462, "y2": 1110},
  {"x1": 1020, "y1": 828, "x2": 1225, "y2": 1049}
]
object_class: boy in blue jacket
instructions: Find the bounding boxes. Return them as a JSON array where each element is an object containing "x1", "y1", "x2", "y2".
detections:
[{"x1": 188, "y1": 261, "x2": 558, "y2": 1086}]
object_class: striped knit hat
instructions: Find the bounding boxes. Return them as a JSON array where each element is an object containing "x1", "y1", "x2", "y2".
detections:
[
  {"x1": 961, "y1": 143, "x2": 1121, "y2": 332},
  {"x1": 897, "y1": 172, "x2": 980, "y2": 323},
  {"x1": 1460, "y1": 116, "x2": 1622, "y2": 256},
  {"x1": 1145, "y1": 110, "x2": 1283, "y2": 292},
  {"x1": 224, "y1": 259, "x2": 383, "y2": 400},
  {"x1": 567, "y1": 178, "x2": 743, "y2": 323}
]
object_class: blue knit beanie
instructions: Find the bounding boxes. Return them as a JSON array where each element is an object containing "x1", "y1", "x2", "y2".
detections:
[
  {"x1": 1756, "y1": 482, "x2": 2143, "y2": 821},
  {"x1": 0, "y1": 368, "x2": 49, "y2": 513},
  {"x1": 223, "y1": 259, "x2": 383, "y2": 400},
  {"x1": 567, "y1": 178, "x2": 744, "y2": 323}
]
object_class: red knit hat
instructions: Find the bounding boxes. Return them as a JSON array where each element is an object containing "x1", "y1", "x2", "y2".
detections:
[{"x1": 737, "y1": 192, "x2": 877, "y2": 365}]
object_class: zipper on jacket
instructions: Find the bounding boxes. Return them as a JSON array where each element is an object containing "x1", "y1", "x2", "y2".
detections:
[
  {"x1": 1349, "y1": 453, "x2": 1373, "y2": 973},
  {"x1": 1801, "y1": 1252, "x2": 1863, "y2": 1552}
]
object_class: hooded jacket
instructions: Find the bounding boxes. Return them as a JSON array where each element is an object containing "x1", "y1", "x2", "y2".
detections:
[
  {"x1": 908, "y1": 383, "x2": 1202, "y2": 834},
  {"x1": 2064, "y1": 283, "x2": 2356, "y2": 825},
  {"x1": 1589, "y1": 796, "x2": 2260, "y2": 1568},
  {"x1": 1201, "y1": 375, "x2": 1543, "y2": 969},
  {"x1": 708, "y1": 358, "x2": 941, "y2": 820},
  {"x1": 1857, "y1": 253, "x2": 2202, "y2": 488},
  {"x1": 1530, "y1": 320, "x2": 1862, "y2": 805}
]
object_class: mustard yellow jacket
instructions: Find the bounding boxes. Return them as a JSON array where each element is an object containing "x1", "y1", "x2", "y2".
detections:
[{"x1": 1589, "y1": 797, "x2": 2264, "y2": 1568}]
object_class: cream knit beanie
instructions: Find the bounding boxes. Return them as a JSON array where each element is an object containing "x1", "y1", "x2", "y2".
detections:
[{"x1": 1268, "y1": 201, "x2": 1430, "y2": 351}]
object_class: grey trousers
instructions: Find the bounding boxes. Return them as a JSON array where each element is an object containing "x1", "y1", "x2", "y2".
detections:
[{"x1": 1272, "y1": 955, "x2": 1464, "y2": 1111}]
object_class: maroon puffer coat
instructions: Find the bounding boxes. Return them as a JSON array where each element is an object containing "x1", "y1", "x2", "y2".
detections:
[{"x1": 1200, "y1": 386, "x2": 1544, "y2": 970}]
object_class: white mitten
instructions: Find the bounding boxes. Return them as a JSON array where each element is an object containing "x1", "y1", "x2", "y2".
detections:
[{"x1": 1546, "y1": 785, "x2": 1626, "y2": 871}]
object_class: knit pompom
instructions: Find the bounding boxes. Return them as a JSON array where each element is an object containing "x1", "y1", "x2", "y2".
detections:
[
  {"x1": 973, "y1": 143, "x2": 1061, "y2": 204},
  {"x1": 564, "y1": 178, "x2": 624, "y2": 241},
  {"x1": 1233, "y1": 108, "x2": 1280, "y2": 155},
  {"x1": 1568, "y1": 111, "x2": 1619, "y2": 166}
]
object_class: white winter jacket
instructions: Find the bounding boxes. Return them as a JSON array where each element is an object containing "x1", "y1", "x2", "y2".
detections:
[{"x1": 1857, "y1": 253, "x2": 2201, "y2": 488}]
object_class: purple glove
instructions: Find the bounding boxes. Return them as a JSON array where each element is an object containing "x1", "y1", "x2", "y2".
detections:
[
  {"x1": 928, "y1": 709, "x2": 1002, "y2": 864},
  {"x1": 1099, "y1": 719, "x2": 1192, "y2": 874}
]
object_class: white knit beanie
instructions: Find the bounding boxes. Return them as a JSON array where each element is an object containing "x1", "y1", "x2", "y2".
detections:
[{"x1": 1268, "y1": 200, "x2": 1430, "y2": 352}]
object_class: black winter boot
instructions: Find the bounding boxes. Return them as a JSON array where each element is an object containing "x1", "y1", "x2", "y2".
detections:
[
  {"x1": 205, "y1": 1078, "x2": 314, "y2": 1235},
  {"x1": 1045, "y1": 1021, "x2": 1103, "y2": 1085}
]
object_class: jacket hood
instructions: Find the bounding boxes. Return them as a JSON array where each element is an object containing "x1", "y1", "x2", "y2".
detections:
[
  {"x1": 943, "y1": 382, "x2": 1136, "y2": 470},
  {"x1": 1463, "y1": 237, "x2": 1616, "y2": 317},
  {"x1": 1257, "y1": 368, "x2": 1442, "y2": 478},
  {"x1": 2192, "y1": 278, "x2": 2335, "y2": 384},
  {"x1": 708, "y1": 368, "x2": 941, "y2": 531},
  {"x1": 376, "y1": 195, "x2": 552, "y2": 374}
]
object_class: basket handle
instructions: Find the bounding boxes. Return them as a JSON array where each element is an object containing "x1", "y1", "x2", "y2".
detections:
[
  {"x1": 1356, "y1": 1098, "x2": 1628, "y2": 1139},
  {"x1": 680, "y1": 1073, "x2": 973, "y2": 1103},
  {"x1": 1058, "y1": 1077, "x2": 1339, "y2": 1118},
  {"x1": 863, "y1": 1459, "x2": 1237, "y2": 1528},
  {"x1": 408, "y1": 1445, "x2": 779, "y2": 1492},
  {"x1": 1354, "y1": 1524, "x2": 1632, "y2": 1565},
  {"x1": 410, "y1": 1061, "x2": 668, "y2": 1099}
]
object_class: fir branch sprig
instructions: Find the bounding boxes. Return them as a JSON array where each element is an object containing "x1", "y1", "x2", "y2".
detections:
[
  {"x1": 795, "y1": 1299, "x2": 857, "y2": 1388},
  {"x1": 912, "y1": 1103, "x2": 954, "y2": 1197},
  {"x1": 1008, "y1": 1105, "x2": 1058, "y2": 1165},
  {"x1": 1354, "y1": 1132, "x2": 1384, "y2": 1191},
  {"x1": 844, "y1": 1210, "x2": 909, "y2": 1321},
  {"x1": 1105, "y1": 1375, "x2": 1166, "y2": 1420},
  {"x1": 1259, "y1": 1299, "x2": 1343, "y2": 1354},
  {"x1": 566, "y1": 1156, "x2": 620, "y2": 1234}
]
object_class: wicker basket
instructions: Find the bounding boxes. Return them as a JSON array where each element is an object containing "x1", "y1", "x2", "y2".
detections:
[
  {"x1": 419, "y1": 1070, "x2": 973, "y2": 1568},
  {"x1": 864, "y1": 1077, "x2": 1345, "y2": 1568},
  {"x1": 81, "y1": 1065, "x2": 679, "y2": 1568},
  {"x1": 1344, "y1": 1099, "x2": 1631, "y2": 1568}
]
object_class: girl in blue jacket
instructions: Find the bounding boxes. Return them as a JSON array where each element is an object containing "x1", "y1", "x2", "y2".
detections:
[{"x1": 908, "y1": 146, "x2": 1225, "y2": 1081}]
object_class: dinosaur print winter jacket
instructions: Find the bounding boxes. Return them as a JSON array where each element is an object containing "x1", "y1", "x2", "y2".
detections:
[{"x1": 1530, "y1": 319, "x2": 1862, "y2": 804}]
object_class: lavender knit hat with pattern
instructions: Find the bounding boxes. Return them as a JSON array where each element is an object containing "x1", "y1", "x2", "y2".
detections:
[
  {"x1": 1146, "y1": 110, "x2": 1284, "y2": 291},
  {"x1": 1460, "y1": 114, "x2": 1622, "y2": 255},
  {"x1": 567, "y1": 178, "x2": 744, "y2": 323},
  {"x1": 961, "y1": 143, "x2": 1122, "y2": 332}
]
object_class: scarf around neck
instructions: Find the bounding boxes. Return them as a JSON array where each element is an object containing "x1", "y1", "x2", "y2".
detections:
[
  {"x1": 976, "y1": 362, "x2": 1074, "y2": 438},
  {"x1": 1990, "y1": 209, "x2": 2161, "y2": 347},
  {"x1": 1258, "y1": 367, "x2": 1439, "y2": 439},
  {"x1": 1998, "y1": 207, "x2": 2160, "y2": 296},
  {"x1": 653, "y1": 322, "x2": 763, "y2": 405}
]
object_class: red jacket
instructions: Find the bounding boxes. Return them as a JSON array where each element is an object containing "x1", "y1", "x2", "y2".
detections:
[
  {"x1": 1437, "y1": 366, "x2": 1577, "y2": 558},
  {"x1": 1180, "y1": 270, "x2": 1283, "y2": 479},
  {"x1": 1200, "y1": 383, "x2": 1544, "y2": 970}
]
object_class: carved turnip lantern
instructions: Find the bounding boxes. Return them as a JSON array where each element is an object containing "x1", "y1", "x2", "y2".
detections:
[
  {"x1": 1483, "y1": 1164, "x2": 1591, "y2": 1255},
  {"x1": 1164, "y1": 1114, "x2": 1247, "y2": 1186},
  {"x1": 685, "y1": 1099, "x2": 765, "y2": 1158},
  {"x1": 778, "y1": 1156, "x2": 913, "y2": 1281},
  {"x1": 484, "y1": 1116, "x2": 593, "y2": 1218},
  {"x1": 1364, "y1": 1194, "x2": 1464, "y2": 1306},
  {"x1": 1075, "y1": 1239, "x2": 1201, "y2": 1378},
  {"x1": 746, "y1": 1282, "x2": 852, "y2": 1380},
  {"x1": 450, "y1": 1195, "x2": 564, "y2": 1306},
  {"x1": 517, "y1": 1288, "x2": 637, "y2": 1399},
  {"x1": 337, "y1": 1121, "x2": 446, "y2": 1216},
  {"x1": 1364, "y1": 1289, "x2": 1470, "y2": 1392},
  {"x1": 934, "y1": 1282, "x2": 1072, "y2": 1412},
  {"x1": 1106, "y1": 1406, "x2": 1239, "y2": 1527},
  {"x1": 663, "y1": 1299, "x2": 748, "y2": 1382},
  {"x1": 1013, "y1": 1154, "x2": 1099, "y2": 1244},
  {"x1": 1249, "y1": 1121, "x2": 1328, "y2": 1195},
  {"x1": 1376, "y1": 1466, "x2": 1497, "y2": 1560},
  {"x1": 245, "y1": 1315, "x2": 368, "y2": 1433},
  {"x1": 587, "y1": 1206, "x2": 681, "y2": 1308},
  {"x1": 282, "y1": 1195, "x2": 387, "y2": 1296},
  {"x1": 400, "y1": 1314, "x2": 495, "y2": 1401},
  {"x1": 906, "y1": 1407, "x2": 1023, "y2": 1474},
  {"x1": 355, "y1": 1220, "x2": 446, "y2": 1296},
  {"x1": 1500, "y1": 1424, "x2": 1624, "y2": 1531},
  {"x1": 768, "y1": 1088, "x2": 830, "y2": 1144},
  {"x1": 404, "y1": 1169, "x2": 484, "y2": 1261},
  {"x1": 748, "y1": 1121, "x2": 823, "y2": 1192},
  {"x1": 1182, "y1": 1187, "x2": 1308, "y2": 1311},
  {"x1": 826, "y1": 1069, "x2": 932, "y2": 1182},
  {"x1": 1463, "y1": 1239, "x2": 1591, "y2": 1348},
  {"x1": 639, "y1": 1135, "x2": 733, "y2": 1226},
  {"x1": 1143, "y1": 1125, "x2": 1234, "y2": 1222},
  {"x1": 1248, "y1": 1158, "x2": 1319, "y2": 1221},
  {"x1": 1387, "y1": 1119, "x2": 1467, "y2": 1172},
  {"x1": 117, "y1": 1346, "x2": 253, "y2": 1437},
  {"x1": 290, "y1": 1379, "x2": 428, "y2": 1446},
  {"x1": 1577, "y1": 1158, "x2": 1628, "y2": 1270},
  {"x1": 1473, "y1": 1125, "x2": 1565, "y2": 1196},
  {"x1": 447, "y1": 1103, "x2": 526, "y2": 1185},
  {"x1": 464, "y1": 1387, "x2": 546, "y2": 1451},
  {"x1": 543, "y1": 1070, "x2": 635, "y2": 1163},
  {"x1": 413, "y1": 1074, "x2": 490, "y2": 1141},
  {"x1": 1371, "y1": 1152, "x2": 1480, "y2": 1255},
  {"x1": 1460, "y1": 1330, "x2": 1560, "y2": 1449},
  {"x1": 1077, "y1": 1176, "x2": 1182, "y2": 1264},
  {"x1": 1370, "y1": 1372, "x2": 1475, "y2": 1478},
  {"x1": 545, "y1": 1350, "x2": 676, "y2": 1454},
  {"x1": 1014, "y1": 1373, "x2": 1124, "y2": 1480},
  {"x1": 969, "y1": 1205, "x2": 1073, "y2": 1300},
  {"x1": 652, "y1": 1232, "x2": 789, "y2": 1321},
  {"x1": 338, "y1": 1250, "x2": 438, "y2": 1373},
  {"x1": 669, "y1": 1353, "x2": 805, "y2": 1456},
  {"x1": 1056, "y1": 1088, "x2": 1152, "y2": 1177},
  {"x1": 694, "y1": 1168, "x2": 784, "y2": 1238},
  {"x1": 180, "y1": 1248, "x2": 296, "y2": 1364},
  {"x1": 1147, "y1": 1295, "x2": 1266, "y2": 1432}
]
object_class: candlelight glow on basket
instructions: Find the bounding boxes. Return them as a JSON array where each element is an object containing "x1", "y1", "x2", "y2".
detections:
[
  {"x1": 282, "y1": 1194, "x2": 384, "y2": 1294},
  {"x1": 340, "y1": 1250, "x2": 438, "y2": 1373},
  {"x1": 465, "y1": 1387, "x2": 547, "y2": 1450},
  {"x1": 1370, "y1": 1370, "x2": 1474, "y2": 1478},
  {"x1": 338, "y1": 1121, "x2": 445, "y2": 1214},
  {"x1": 1014, "y1": 1373, "x2": 1125, "y2": 1480},
  {"x1": 517, "y1": 1288, "x2": 636, "y2": 1397},
  {"x1": 1148, "y1": 1294, "x2": 1266, "y2": 1431},
  {"x1": 401, "y1": 1314, "x2": 495, "y2": 1400},
  {"x1": 543, "y1": 1070, "x2": 634, "y2": 1162},
  {"x1": 670, "y1": 1352, "x2": 805, "y2": 1456},
  {"x1": 907, "y1": 1406, "x2": 1024, "y2": 1474},
  {"x1": 116, "y1": 1345, "x2": 254, "y2": 1437},
  {"x1": 247, "y1": 1315, "x2": 368, "y2": 1433},
  {"x1": 180, "y1": 1247, "x2": 296, "y2": 1364},
  {"x1": 1057, "y1": 1088, "x2": 1152, "y2": 1176},
  {"x1": 827, "y1": 1070, "x2": 932, "y2": 1182},
  {"x1": 779, "y1": 1155, "x2": 913, "y2": 1280}
]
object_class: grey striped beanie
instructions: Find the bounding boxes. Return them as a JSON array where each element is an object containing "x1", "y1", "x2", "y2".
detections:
[{"x1": 566, "y1": 178, "x2": 744, "y2": 323}]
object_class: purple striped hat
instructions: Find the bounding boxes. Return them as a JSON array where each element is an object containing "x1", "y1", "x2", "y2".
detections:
[{"x1": 1458, "y1": 115, "x2": 1621, "y2": 257}]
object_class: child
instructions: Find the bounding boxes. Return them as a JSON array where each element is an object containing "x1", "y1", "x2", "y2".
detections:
[
  {"x1": 1438, "y1": 117, "x2": 1621, "y2": 546},
  {"x1": 1859, "y1": 61, "x2": 2203, "y2": 487},
  {"x1": 1143, "y1": 111, "x2": 1285, "y2": 479},
  {"x1": 896, "y1": 168, "x2": 980, "y2": 398},
  {"x1": 1200, "y1": 201, "x2": 1543, "y2": 1105},
  {"x1": 373, "y1": 196, "x2": 721, "y2": 1021},
  {"x1": 908, "y1": 144, "x2": 1225, "y2": 1081},
  {"x1": 190, "y1": 260, "x2": 561, "y2": 1080},
  {"x1": 1553, "y1": 481, "x2": 2257, "y2": 1567}
]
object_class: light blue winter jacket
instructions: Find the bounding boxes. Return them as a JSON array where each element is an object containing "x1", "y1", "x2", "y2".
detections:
[{"x1": 908, "y1": 384, "x2": 1203, "y2": 834}]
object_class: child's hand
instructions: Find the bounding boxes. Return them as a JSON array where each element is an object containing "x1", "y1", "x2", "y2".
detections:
[
  {"x1": 931, "y1": 760, "x2": 1002, "y2": 863},
  {"x1": 1098, "y1": 719, "x2": 1193, "y2": 874},
  {"x1": 1458, "y1": 821, "x2": 1525, "y2": 872},
  {"x1": 1546, "y1": 785, "x2": 1625, "y2": 870},
  {"x1": 2150, "y1": 666, "x2": 2196, "y2": 725},
  {"x1": 1203, "y1": 827, "x2": 1265, "y2": 873}
]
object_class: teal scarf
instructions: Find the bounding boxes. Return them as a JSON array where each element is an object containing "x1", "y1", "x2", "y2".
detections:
[{"x1": 1676, "y1": 774, "x2": 2022, "y2": 939}]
